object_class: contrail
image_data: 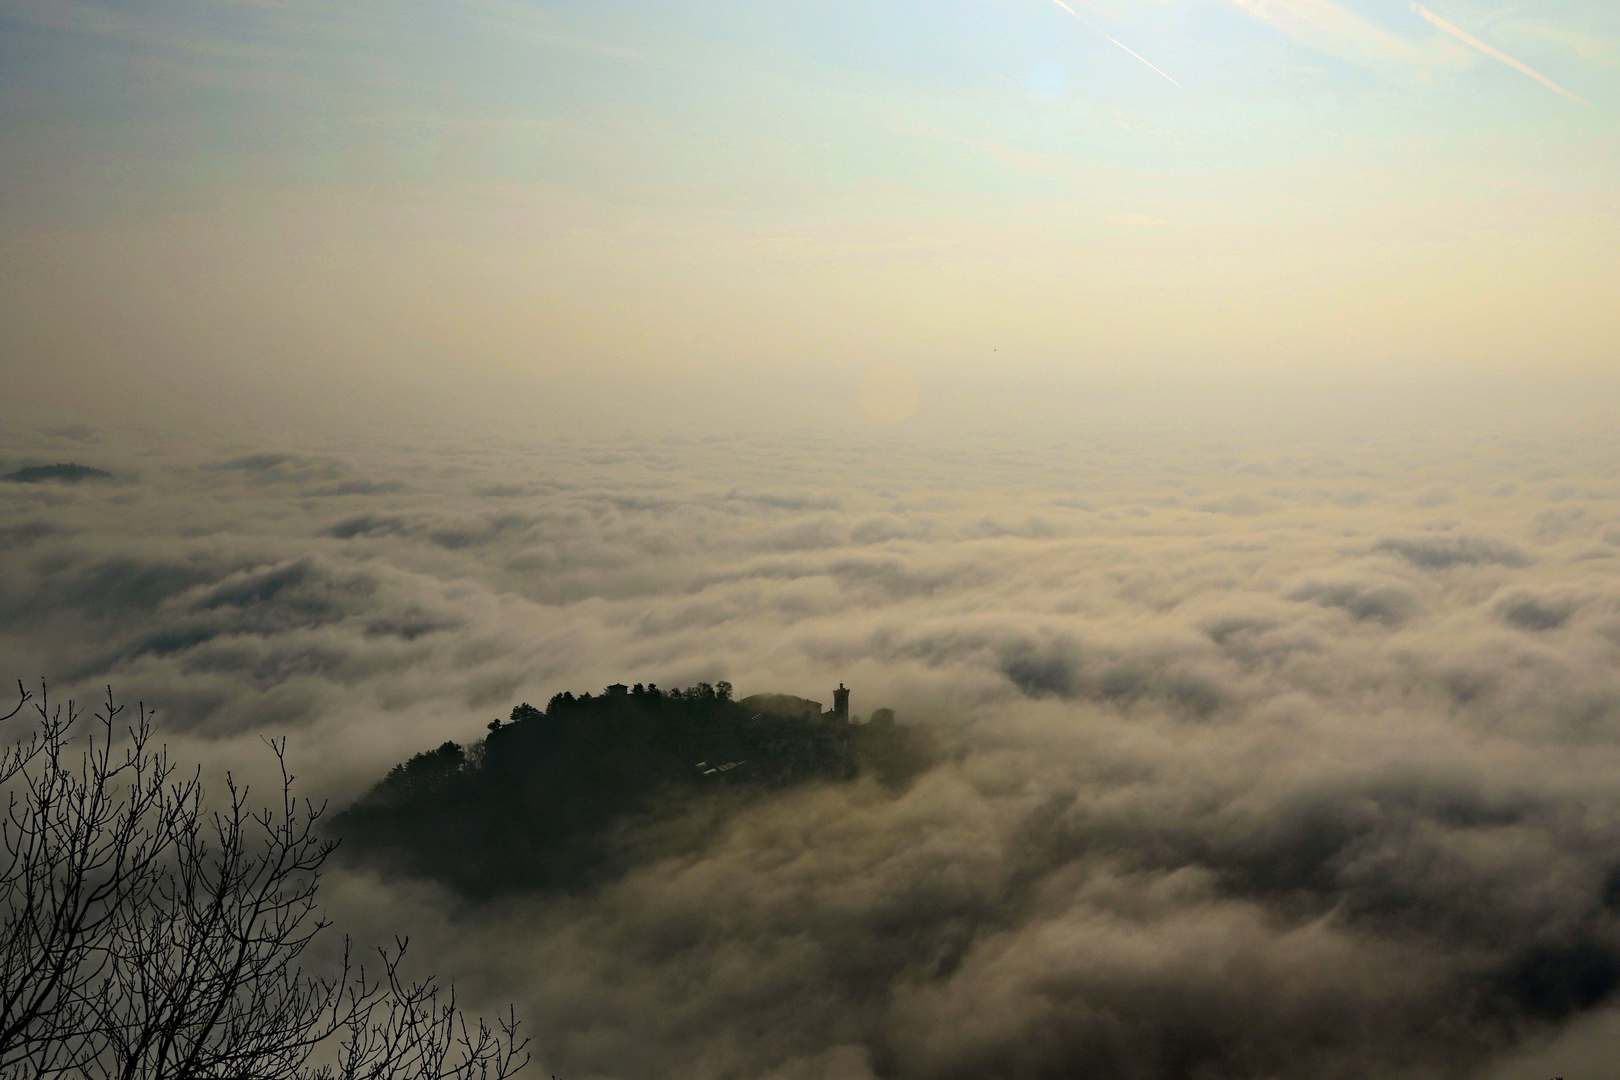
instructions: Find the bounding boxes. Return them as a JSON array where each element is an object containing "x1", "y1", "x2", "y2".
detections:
[
  {"x1": 1413, "y1": 4, "x2": 1589, "y2": 106},
  {"x1": 1050, "y1": 0, "x2": 1119, "y2": 17},
  {"x1": 1044, "y1": 0, "x2": 1182, "y2": 87}
]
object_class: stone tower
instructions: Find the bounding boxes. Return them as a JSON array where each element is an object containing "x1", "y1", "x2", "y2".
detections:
[{"x1": 833, "y1": 683, "x2": 850, "y2": 721}]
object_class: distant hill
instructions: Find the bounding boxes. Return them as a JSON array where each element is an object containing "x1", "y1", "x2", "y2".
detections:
[
  {"x1": 5, "y1": 463, "x2": 113, "y2": 483},
  {"x1": 332, "y1": 683, "x2": 928, "y2": 897}
]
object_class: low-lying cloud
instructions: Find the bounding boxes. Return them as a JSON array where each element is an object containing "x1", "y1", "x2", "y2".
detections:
[{"x1": 4, "y1": 412, "x2": 1620, "y2": 1079}]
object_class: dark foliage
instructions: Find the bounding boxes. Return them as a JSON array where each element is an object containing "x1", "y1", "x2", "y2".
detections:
[
  {"x1": 4, "y1": 464, "x2": 113, "y2": 484},
  {"x1": 333, "y1": 685, "x2": 929, "y2": 897}
]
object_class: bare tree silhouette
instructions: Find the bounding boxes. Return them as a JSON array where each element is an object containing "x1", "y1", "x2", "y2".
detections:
[{"x1": 0, "y1": 682, "x2": 528, "y2": 1080}]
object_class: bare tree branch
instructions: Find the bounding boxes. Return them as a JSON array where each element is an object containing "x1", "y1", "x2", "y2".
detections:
[{"x1": 0, "y1": 683, "x2": 528, "y2": 1080}]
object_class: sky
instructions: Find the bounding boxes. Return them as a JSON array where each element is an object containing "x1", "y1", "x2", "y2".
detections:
[
  {"x1": 2, "y1": 0, "x2": 1619, "y2": 422},
  {"x1": 4, "y1": 2, "x2": 1620, "y2": 1079}
]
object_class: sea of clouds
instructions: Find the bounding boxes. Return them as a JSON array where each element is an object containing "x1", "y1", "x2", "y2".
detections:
[{"x1": 5, "y1": 400, "x2": 1620, "y2": 1080}]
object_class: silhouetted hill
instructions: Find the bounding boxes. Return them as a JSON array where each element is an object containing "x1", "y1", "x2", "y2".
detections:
[
  {"x1": 5, "y1": 463, "x2": 113, "y2": 483},
  {"x1": 332, "y1": 682, "x2": 928, "y2": 897}
]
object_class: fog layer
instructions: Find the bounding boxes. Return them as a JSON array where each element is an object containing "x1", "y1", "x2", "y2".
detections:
[{"x1": 4, "y1": 402, "x2": 1620, "y2": 1079}]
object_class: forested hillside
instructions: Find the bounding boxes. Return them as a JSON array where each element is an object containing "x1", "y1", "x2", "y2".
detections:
[{"x1": 333, "y1": 683, "x2": 928, "y2": 896}]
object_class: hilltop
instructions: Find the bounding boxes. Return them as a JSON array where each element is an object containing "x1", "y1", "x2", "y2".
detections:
[
  {"x1": 332, "y1": 682, "x2": 927, "y2": 897},
  {"x1": 4, "y1": 463, "x2": 113, "y2": 483}
]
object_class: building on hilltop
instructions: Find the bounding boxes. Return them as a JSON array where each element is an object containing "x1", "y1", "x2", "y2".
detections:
[
  {"x1": 740, "y1": 693, "x2": 822, "y2": 719},
  {"x1": 606, "y1": 683, "x2": 628, "y2": 697},
  {"x1": 737, "y1": 684, "x2": 867, "y2": 726}
]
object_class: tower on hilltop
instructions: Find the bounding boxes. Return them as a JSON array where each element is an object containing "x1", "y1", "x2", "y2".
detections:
[{"x1": 833, "y1": 683, "x2": 850, "y2": 721}]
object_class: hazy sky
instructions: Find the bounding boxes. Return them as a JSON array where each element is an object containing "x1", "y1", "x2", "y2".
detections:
[{"x1": 3, "y1": 0, "x2": 1618, "y2": 427}]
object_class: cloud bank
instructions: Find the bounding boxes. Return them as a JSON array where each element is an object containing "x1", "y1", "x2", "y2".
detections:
[{"x1": 4, "y1": 405, "x2": 1620, "y2": 1079}]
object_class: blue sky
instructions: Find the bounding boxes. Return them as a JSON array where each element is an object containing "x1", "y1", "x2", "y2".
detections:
[{"x1": 4, "y1": 0, "x2": 1613, "y2": 192}]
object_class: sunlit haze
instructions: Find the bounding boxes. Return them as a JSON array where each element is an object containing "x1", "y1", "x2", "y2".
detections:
[{"x1": 5, "y1": 0, "x2": 1619, "y2": 418}]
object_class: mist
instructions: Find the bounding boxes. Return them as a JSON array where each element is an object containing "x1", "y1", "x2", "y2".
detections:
[{"x1": 4, "y1": 387, "x2": 1620, "y2": 1078}]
